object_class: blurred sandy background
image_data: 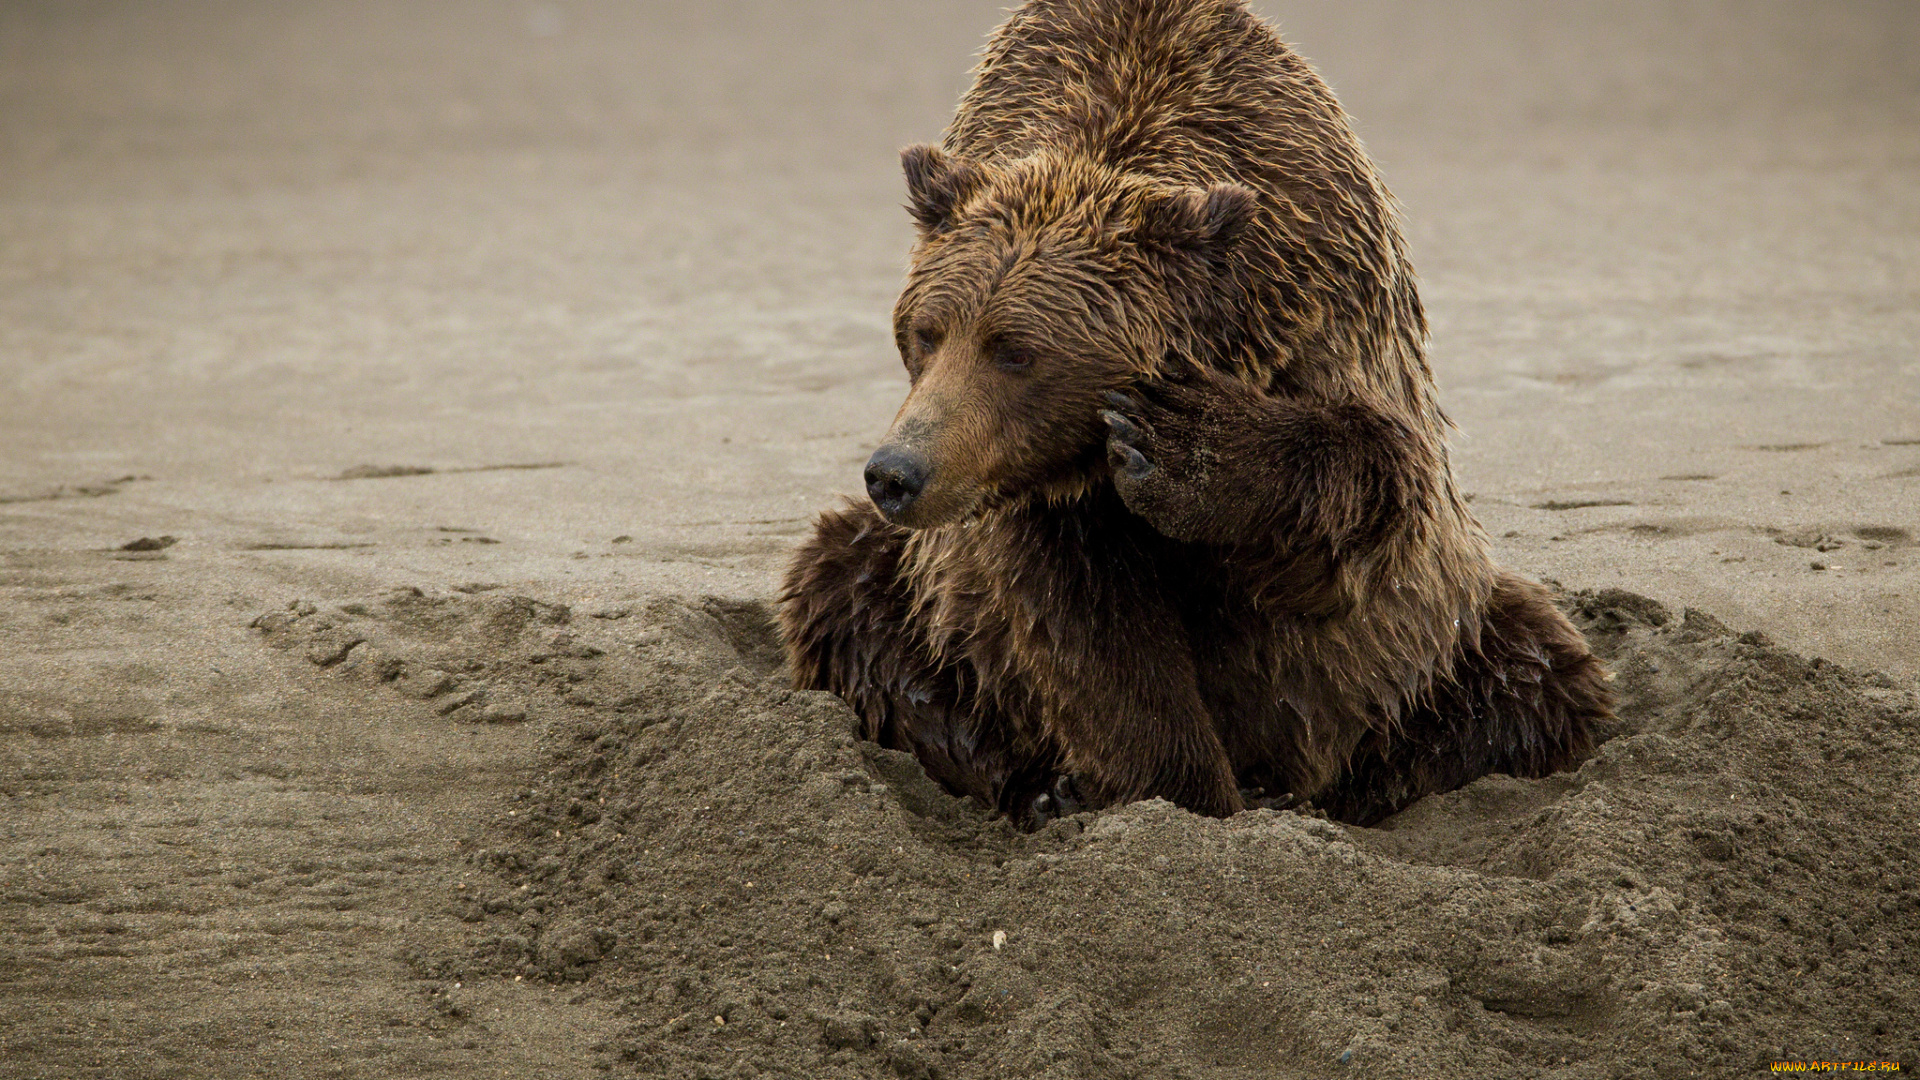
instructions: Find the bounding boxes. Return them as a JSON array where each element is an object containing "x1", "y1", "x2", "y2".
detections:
[
  {"x1": 4, "y1": 0, "x2": 1916, "y2": 674},
  {"x1": 2, "y1": 2, "x2": 1916, "y2": 1076}
]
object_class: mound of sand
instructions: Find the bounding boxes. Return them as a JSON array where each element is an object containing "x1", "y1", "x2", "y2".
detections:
[{"x1": 251, "y1": 587, "x2": 1919, "y2": 1079}]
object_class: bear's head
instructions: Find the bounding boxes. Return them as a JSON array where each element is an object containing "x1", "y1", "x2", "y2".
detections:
[{"x1": 864, "y1": 144, "x2": 1255, "y2": 529}]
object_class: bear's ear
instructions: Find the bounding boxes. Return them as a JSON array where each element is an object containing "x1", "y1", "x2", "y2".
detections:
[
  {"x1": 902, "y1": 144, "x2": 982, "y2": 235},
  {"x1": 1137, "y1": 182, "x2": 1257, "y2": 250}
]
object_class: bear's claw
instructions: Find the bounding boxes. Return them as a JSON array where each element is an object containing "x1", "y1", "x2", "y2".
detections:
[
  {"x1": 1029, "y1": 773, "x2": 1093, "y2": 825},
  {"x1": 1101, "y1": 397, "x2": 1157, "y2": 480},
  {"x1": 1239, "y1": 786, "x2": 1301, "y2": 812},
  {"x1": 1098, "y1": 408, "x2": 1139, "y2": 442},
  {"x1": 1112, "y1": 443, "x2": 1153, "y2": 479}
]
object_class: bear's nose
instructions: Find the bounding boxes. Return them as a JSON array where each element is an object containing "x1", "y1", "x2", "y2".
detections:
[{"x1": 865, "y1": 445, "x2": 929, "y2": 520}]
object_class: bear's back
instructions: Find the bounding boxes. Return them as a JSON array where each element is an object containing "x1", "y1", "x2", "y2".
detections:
[{"x1": 948, "y1": 1, "x2": 1368, "y2": 216}]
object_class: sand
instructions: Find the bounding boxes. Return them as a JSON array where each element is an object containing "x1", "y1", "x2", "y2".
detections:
[{"x1": 2, "y1": 2, "x2": 1916, "y2": 1077}]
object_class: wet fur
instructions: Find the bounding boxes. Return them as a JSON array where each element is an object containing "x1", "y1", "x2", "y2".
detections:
[{"x1": 781, "y1": 0, "x2": 1612, "y2": 826}]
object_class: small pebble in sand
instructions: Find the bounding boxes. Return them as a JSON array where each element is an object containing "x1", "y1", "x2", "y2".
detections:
[
  {"x1": 401, "y1": 669, "x2": 457, "y2": 699},
  {"x1": 479, "y1": 702, "x2": 528, "y2": 724},
  {"x1": 992, "y1": 930, "x2": 1007, "y2": 950},
  {"x1": 436, "y1": 688, "x2": 486, "y2": 716}
]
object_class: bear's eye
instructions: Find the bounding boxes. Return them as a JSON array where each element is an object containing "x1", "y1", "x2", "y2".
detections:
[
  {"x1": 992, "y1": 343, "x2": 1033, "y2": 371},
  {"x1": 911, "y1": 327, "x2": 941, "y2": 356}
]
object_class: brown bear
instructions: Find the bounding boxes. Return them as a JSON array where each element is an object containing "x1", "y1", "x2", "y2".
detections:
[{"x1": 780, "y1": 0, "x2": 1612, "y2": 827}]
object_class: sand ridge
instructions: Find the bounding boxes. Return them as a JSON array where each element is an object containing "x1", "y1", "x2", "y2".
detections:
[{"x1": 236, "y1": 584, "x2": 1918, "y2": 1077}]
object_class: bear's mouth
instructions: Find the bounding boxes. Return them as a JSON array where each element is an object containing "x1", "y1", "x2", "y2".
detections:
[
  {"x1": 915, "y1": 489, "x2": 994, "y2": 531},
  {"x1": 900, "y1": 447, "x2": 1107, "y2": 531},
  {"x1": 959, "y1": 486, "x2": 1020, "y2": 526},
  {"x1": 904, "y1": 487, "x2": 999, "y2": 532}
]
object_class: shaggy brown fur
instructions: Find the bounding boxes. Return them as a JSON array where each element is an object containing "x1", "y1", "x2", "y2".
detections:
[{"x1": 781, "y1": 0, "x2": 1612, "y2": 827}]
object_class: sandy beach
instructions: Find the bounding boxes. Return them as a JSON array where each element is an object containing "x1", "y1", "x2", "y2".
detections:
[{"x1": 3, "y1": 2, "x2": 1916, "y2": 1076}]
